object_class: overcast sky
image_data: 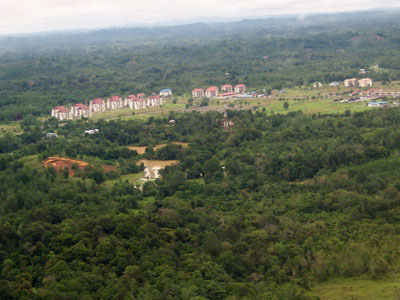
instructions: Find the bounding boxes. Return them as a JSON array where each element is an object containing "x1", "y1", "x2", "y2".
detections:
[{"x1": 0, "y1": 0, "x2": 399, "y2": 35}]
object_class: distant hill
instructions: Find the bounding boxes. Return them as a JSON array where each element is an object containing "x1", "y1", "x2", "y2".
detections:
[{"x1": 1, "y1": 10, "x2": 400, "y2": 52}]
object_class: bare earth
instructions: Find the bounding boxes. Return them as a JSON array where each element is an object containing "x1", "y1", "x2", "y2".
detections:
[
  {"x1": 138, "y1": 159, "x2": 178, "y2": 179},
  {"x1": 43, "y1": 156, "x2": 116, "y2": 175}
]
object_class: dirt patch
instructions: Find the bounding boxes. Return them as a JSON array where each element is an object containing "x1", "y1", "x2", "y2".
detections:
[
  {"x1": 128, "y1": 142, "x2": 189, "y2": 154},
  {"x1": 43, "y1": 156, "x2": 116, "y2": 176},
  {"x1": 138, "y1": 159, "x2": 178, "y2": 179},
  {"x1": 102, "y1": 165, "x2": 117, "y2": 172}
]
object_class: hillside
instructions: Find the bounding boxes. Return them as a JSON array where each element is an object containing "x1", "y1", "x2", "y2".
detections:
[
  {"x1": 2, "y1": 108, "x2": 400, "y2": 299},
  {"x1": 0, "y1": 10, "x2": 400, "y2": 121}
]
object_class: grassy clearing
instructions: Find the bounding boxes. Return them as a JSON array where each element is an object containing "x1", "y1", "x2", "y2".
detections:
[
  {"x1": 0, "y1": 122, "x2": 22, "y2": 136},
  {"x1": 260, "y1": 98, "x2": 371, "y2": 115},
  {"x1": 312, "y1": 274, "x2": 400, "y2": 300},
  {"x1": 103, "y1": 172, "x2": 144, "y2": 186},
  {"x1": 19, "y1": 155, "x2": 42, "y2": 168}
]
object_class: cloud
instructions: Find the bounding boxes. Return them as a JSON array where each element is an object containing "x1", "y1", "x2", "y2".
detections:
[{"x1": 0, "y1": 0, "x2": 399, "y2": 34}]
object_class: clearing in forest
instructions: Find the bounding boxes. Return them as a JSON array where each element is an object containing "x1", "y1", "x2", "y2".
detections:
[
  {"x1": 138, "y1": 159, "x2": 178, "y2": 179},
  {"x1": 128, "y1": 142, "x2": 189, "y2": 154},
  {"x1": 43, "y1": 156, "x2": 116, "y2": 175}
]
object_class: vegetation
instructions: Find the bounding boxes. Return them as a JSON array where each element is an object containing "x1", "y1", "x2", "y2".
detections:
[{"x1": 1, "y1": 106, "x2": 400, "y2": 298}]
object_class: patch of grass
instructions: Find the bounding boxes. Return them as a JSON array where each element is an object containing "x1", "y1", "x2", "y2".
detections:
[
  {"x1": 0, "y1": 122, "x2": 22, "y2": 136},
  {"x1": 188, "y1": 178, "x2": 205, "y2": 185},
  {"x1": 19, "y1": 155, "x2": 42, "y2": 168},
  {"x1": 312, "y1": 274, "x2": 400, "y2": 300},
  {"x1": 103, "y1": 172, "x2": 144, "y2": 186},
  {"x1": 348, "y1": 152, "x2": 400, "y2": 180}
]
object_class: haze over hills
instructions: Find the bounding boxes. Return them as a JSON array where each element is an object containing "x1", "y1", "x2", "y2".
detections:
[{"x1": 1, "y1": 9, "x2": 400, "y2": 51}]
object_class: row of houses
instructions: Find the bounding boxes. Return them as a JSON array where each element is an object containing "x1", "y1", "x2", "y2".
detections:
[
  {"x1": 192, "y1": 84, "x2": 246, "y2": 98},
  {"x1": 51, "y1": 94, "x2": 165, "y2": 121}
]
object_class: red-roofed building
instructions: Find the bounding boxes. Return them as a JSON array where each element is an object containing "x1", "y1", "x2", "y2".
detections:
[
  {"x1": 125, "y1": 95, "x2": 147, "y2": 109},
  {"x1": 71, "y1": 103, "x2": 91, "y2": 119},
  {"x1": 137, "y1": 93, "x2": 145, "y2": 98},
  {"x1": 51, "y1": 106, "x2": 71, "y2": 120},
  {"x1": 192, "y1": 88, "x2": 204, "y2": 98},
  {"x1": 90, "y1": 98, "x2": 106, "y2": 113},
  {"x1": 206, "y1": 86, "x2": 219, "y2": 98},
  {"x1": 221, "y1": 84, "x2": 233, "y2": 93},
  {"x1": 148, "y1": 95, "x2": 163, "y2": 107},
  {"x1": 234, "y1": 84, "x2": 246, "y2": 93},
  {"x1": 125, "y1": 95, "x2": 137, "y2": 108},
  {"x1": 107, "y1": 96, "x2": 124, "y2": 110}
]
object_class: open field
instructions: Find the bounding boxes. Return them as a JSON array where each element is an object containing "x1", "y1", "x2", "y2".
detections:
[
  {"x1": 0, "y1": 122, "x2": 22, "y2": 136},
  {"x1": 312, "y1": 274, "x2": 400, "y2": 300},
  {"x1": 103, "y1": 172, "x2": 144, "y2": 186},
  {"x1": 128, "y1": 142, "x2": 189, "y2": 154}
]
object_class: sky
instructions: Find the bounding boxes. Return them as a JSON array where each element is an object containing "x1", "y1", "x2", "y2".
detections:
[{"x1": 0, "y1": 0, "x2": 400, "y2": 35}]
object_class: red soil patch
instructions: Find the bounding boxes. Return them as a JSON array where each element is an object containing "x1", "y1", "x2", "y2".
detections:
[{"x1": 43, "y1": 156, "x2": 116, "y2": 176}]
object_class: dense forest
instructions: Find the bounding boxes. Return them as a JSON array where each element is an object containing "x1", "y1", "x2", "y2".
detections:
[
  {"x1": 2, "y1": 107, "x2": 400, "y2": 299},
  {"x1": 1, "y1": 10, "x2": 400, "y2": 121}
]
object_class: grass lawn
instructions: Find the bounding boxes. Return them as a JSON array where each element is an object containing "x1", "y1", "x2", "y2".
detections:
[
  {"x1": 103, "y1": 172, "x2": 144, "y2": 186},
  {"x1": 312, "y1": 274, "x2": 400, "y2": 300},
  {"x1": 260, "y1": 98, "x2": 371, "y2": 115},
  {"x1": 19, "y1": 155, "x2": 42, "y2": 168},
  {"x1": 0, "y1": 122, "x2": 22, "y2": 136}
]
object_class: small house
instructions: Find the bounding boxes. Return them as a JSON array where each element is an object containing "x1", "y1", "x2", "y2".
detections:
[
  {"x1": 192, "y1": 88, "x2": 204, "y2": 98},
  {"x1": 234, "y1": 84, "x2": 246, "y2": 93},
  {"x1": 90, "y1": 98, "x2": 106, "y2": 113},
  {"x1": 46, "y1": 132, "x2": 57, "y2": 138},
  {"x1": 160, "y1": 89, "x2": 172, "y2": 97},
  {"x1": 51, "y1": 106, "x2": 71, "y2": 120},
  {"x1": 148, "y1": 95, "x2": 163, "y2": 107},
  {"x1": 358, "y1": 78, "x2": 373, "y2": 88},
  {"x1": 71, "y1": 103, "x2": 91, "y2": 119},
  {"x1": 107, "y1": 96, "x2": 124, "y2": 110},
  {"x1": 206, "y1": 86, "x2": 219, "y2": 98},
  {"x1": 344, "y1": 78, "x2": 358, "y2": 87},
  {"x1": 221, "y1": 84, "x2": 233, "y2": 93}
]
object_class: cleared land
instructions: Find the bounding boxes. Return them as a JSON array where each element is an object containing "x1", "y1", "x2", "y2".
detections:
[
  {"x1": 312, "y1": 275, "x2": 400, "y2": 300},
  {"x1": 128, "y1": 142, "x2": 189, "y2": 154},
  {"x1": 139, "y1": 159, "x2": 178, "y2": 179},
  {"x1": 43, "y1": 156, "x2": 116, "y2": 175}
]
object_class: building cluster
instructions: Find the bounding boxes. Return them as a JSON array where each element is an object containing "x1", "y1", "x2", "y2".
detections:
[
  {"x1": 335, "y1": 88, "x2": 400, "y2": 104},
  {"x1": 51, "y1": 90, "x2": 169, "y2": 120},
  {"x1": 192, "y1": 84, "x2": 246, "y2": 98}
]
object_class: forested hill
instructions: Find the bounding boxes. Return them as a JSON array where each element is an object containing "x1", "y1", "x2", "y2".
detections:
[
  {"x1": 1, "y1": 10, "x2": 400, "y2": 50},
  {"x1": 0, "y1": 9, "x2": 400, "y2": 122},
  {"x1": 2, "y1": 108, "x2": 400, "y2": 299}
]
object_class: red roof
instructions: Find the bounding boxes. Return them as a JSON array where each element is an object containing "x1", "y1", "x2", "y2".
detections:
[
  {"x1": 91, "y1": 98, "x2": 103, "y2": 104},
  {"x1": 137, "y1": 93, "x2": 145, "y2": 98},
  {"x1": 192, "y1": 88, "x2": 204, "y2": 92},
  {"x1": 149, "y1": 95, "x2": 160, "y2": 100},
  {"x1": 53, "y1": 106, "x2": 69, "y2": 112},
  {"x1": 109, "y1": 96, "x2": 122, "y2": 101},
  {"x1": 222, "y1": 84, "x2": 232, "y2": 88},
  {"x1": 235, "y1": 84, "x2": 245, "y2": 87},
  {"x1": 206, "y1": 86, "x2": 218, "y2": 91},
  {"x1": 72, "y1": 103, "x2": 89, "y2": 110},
  {"x1": 126, "y1": 95, "x2": 137, "y2": 100}
]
